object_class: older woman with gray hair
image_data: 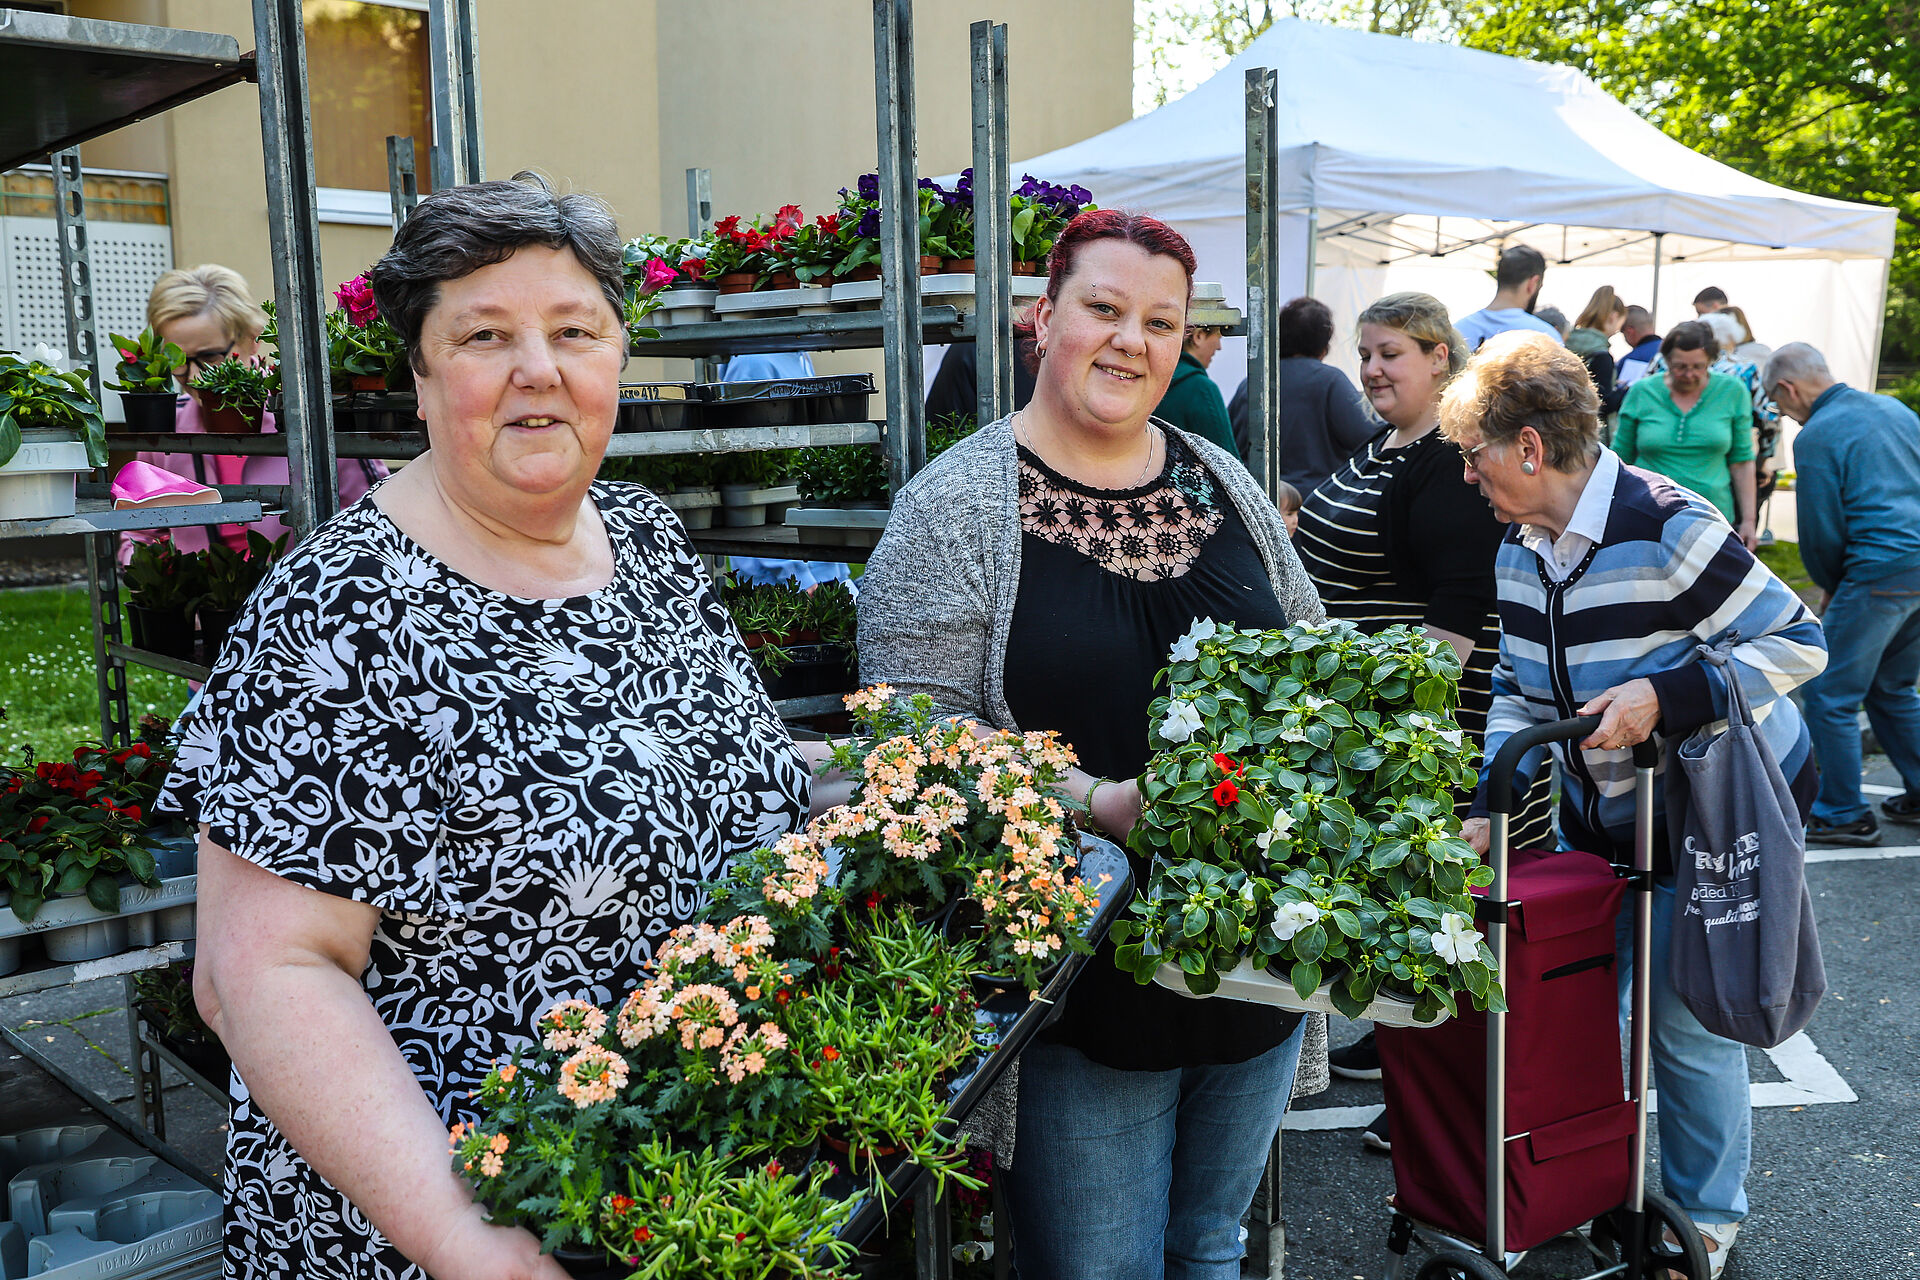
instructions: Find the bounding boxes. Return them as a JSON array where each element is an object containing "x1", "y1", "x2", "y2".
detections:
[{"x1": 164, "y1": 175, "x2": 812, "y2": 1279}]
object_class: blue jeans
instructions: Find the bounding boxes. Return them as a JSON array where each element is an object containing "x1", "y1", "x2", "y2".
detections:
[
  {"x1": 1801, "y1": 566, "x2": 1920, "y2": 824},
  {"x1": 1615, "y1": 880, "x2": 1749, "y2": 1226},
  {"x1": 1002, "y1": 1021, "x2": 1306, "y2": 1280}
]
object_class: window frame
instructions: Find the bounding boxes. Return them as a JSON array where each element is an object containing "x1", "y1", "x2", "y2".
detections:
[{"x1": 306, "y1": 0, "x2": 433, "y2": 226}]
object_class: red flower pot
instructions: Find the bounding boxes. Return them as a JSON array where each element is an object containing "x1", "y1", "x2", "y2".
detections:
[{"x1": 716, "y1": 272, "x2": 757, "y2": 295}]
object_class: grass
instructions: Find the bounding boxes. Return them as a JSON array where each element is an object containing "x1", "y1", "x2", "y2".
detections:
[
  {"x1": 0, "y1": 585, "x2": 191, "y2": 763},
  {"x1": 1756, "y1": 539, "x2": 1819, "y2": 608}
]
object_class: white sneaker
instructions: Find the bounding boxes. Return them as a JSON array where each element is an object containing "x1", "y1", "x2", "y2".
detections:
[{"x1": 1664, "y1": 1220, "x2": 1739, "y2": 1280}]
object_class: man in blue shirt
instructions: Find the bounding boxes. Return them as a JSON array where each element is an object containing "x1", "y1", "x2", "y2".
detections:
[
  {"x1": 1767, "y1": 342, "x2": 1920, "y2": 845},
  {"x1": 1614, "y1": 306, "x2": 1663, "y2": 391},
  {"x1": 1453, "y1": 245, "x2": 1564, "y2": 351}
]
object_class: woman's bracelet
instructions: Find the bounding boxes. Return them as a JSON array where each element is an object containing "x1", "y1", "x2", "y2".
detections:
[{"x1": 1083, "y1": 776, "x2": 1112, "y2": 830}]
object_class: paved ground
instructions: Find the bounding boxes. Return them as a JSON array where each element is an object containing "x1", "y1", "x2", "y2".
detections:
[{"x1": 1274, "y1": 753, "x2": 1920, "y2": 1280}]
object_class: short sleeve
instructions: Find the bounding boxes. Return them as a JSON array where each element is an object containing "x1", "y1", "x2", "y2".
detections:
[
  {"x1": 1719, "y1": 379, "x2": 1756, "y2": 462},
  {"x1": 161, "y1": 549, "x2": 452, "y2": 918}
]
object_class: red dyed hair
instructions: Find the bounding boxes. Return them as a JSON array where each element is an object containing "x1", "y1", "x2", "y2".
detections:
[{"x1": 1014, "y1": 210, "x2": 1197, "y2": 363}]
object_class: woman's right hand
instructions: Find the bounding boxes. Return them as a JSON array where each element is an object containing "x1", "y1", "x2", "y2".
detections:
[{"x1": 419, "y1": 1207, "x2": 572, "y2": 1280}]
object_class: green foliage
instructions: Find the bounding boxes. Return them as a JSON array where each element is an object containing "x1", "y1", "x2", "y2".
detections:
[
  {"x1": 788, "y1": 413, "x2": 976, "y2": 504},
  {"x1": 194, "y1": 530, "x2": 287, "y2": 614},
  {"x1": 1110, "y1": 619, "x2": 1502, "y2": 1024},
  {"x1": 122, "y1": 536, "x2": 207, "y2": 614},
  {"x1": 0, "y1": 349, "x2": 108, "y2": 468},
  {"x1": 187, "y1": 357, "x2": 279, "y2": 416},
  {"x1": 108, "y1": 330, "x2": 186, "y2": 394}
]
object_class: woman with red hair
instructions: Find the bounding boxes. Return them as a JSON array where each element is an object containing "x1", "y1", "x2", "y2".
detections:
[{"x1": 859, "y1": 210, "x2": 1326, "y2": 1277}]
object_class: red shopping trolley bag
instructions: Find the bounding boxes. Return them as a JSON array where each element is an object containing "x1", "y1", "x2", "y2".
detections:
[{"x1": 1377, "y1": 847, "x2": 1633, "y2": 1253}]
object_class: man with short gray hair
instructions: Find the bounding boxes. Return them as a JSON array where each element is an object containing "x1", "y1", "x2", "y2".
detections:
[{"x1": 1767, "y1": 342, "x2": 1920, "y2": 844}]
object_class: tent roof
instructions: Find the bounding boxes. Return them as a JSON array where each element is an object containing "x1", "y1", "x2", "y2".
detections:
[{"x1": 1018, "y1": 19, "x2": 1894, "y2": 261}]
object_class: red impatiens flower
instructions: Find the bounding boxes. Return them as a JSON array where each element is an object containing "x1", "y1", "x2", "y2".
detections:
[
  {"x1": 1213, "y1": 779, "x2": 1241, "y2": 806},
  {"x1": 1211, "y1": 752, "x2": 1245, "y2": 777}
]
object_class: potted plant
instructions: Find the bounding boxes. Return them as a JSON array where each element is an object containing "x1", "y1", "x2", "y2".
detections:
[
  {"x1": 193, "y1": 530, "x2": 287, "y2": 661},
  {"x1": 1009, "y1": 176, "x2": 1096, "y2": 273},
  {"x1": 713, "y1": 450, "x2": 792, "y2": 528},
  {"x1": 752, "y1": 205, "x2": 807, "y2": 289},
  {"x1": 720, "y1": 574, "x2": 857, "y2": 700},
  {"x1": 0, "y1": 348, "x2": 109, "y2": 521},
  {"x1": 701, "y1": 217, "x2": 763, "y2": 295},
  {"x1": 939, "y1": 169, "x2": 976, "y2": 273},
  {"x1": 1110, "y1": 620, "x2": 1505, "y2": 1026},
  {"x1": 122, "y1": 535, "x2": 205, "y2": 659},
  {"x1": 187, "y1": 356, "x2": 279, "y2": 434},
  {"x1": 830, "y1": 176, "x2": 883, "y2": 285},
  {"x1": 625, "y1": 235, "x2": 715, "y2": 330},
  {"x1": 107, "y1": 329, "x2": 185, "y2": 434},
  {"x1": 327, "y1": 273, "x2": 414, "y2": 435},
  {"x1": 133, "y1": 960, "x2": 229, "y2": 1082}
]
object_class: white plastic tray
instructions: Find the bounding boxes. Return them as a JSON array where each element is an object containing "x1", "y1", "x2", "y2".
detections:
[{"x1": 1153, "y1": 957, "x2": 1451, "y2": 1028}]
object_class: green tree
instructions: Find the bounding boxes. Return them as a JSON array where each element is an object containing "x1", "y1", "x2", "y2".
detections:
[
  {"x1": 1135, "y1": 0, "x2": 1918, "y2": 367},
  {"x1": 1450, "y1": 1, "x2": 1919, "y2": 367}
]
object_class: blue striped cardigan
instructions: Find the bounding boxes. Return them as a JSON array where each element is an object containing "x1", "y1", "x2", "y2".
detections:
[{"x1": 1476, "y1": 461, "x2": 1827, "y2": 847}]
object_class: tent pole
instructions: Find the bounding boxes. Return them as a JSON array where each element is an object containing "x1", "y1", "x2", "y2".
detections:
[
  {"x1": 1649, "y1": 232, "x2": 1665, "y2": 329},
  {"x1": 1303, "y1": 206, "x2": 1318, "y2": 298},
  {"x1": 1245, "y1": 66, "x2": 1281, "y2": 503}
]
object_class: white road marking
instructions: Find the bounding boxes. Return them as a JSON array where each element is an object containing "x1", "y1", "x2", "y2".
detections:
[
  {"x1": 1806, "y1": 845, "x2": 1920, "y2": 863},
  {"x1": 1859, "y1": 783, "x2": 1901, "y2": 797},
  {"x1": 1287, "y1": 1034, "x2": 1856, "y2": 1131}
]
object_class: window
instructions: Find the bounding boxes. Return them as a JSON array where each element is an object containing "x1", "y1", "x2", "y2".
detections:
[{"x1": 303, "y1": 0, "x2": 431, "y2": 221}]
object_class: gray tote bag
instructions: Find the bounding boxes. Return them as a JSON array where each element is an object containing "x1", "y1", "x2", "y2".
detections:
[{"x1": 1666, "y1": 641, "x2": 1826, "y2": 1048}]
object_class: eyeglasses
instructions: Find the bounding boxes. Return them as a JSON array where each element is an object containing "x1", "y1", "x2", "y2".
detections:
[
  {"x1": 1460, "y1": 439, "x2": 1495, "y2": 466},
  {"x1": 181, "y1": 348, "x2": 232, "y2": 373}
]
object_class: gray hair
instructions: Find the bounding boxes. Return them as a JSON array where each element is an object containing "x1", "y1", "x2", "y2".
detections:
[
  {"x1": 1660, "y1": 319, "x2": 1719, "y2": 363},
  {"x1": 1535, "y1": 305, "x2": 1571, "y2": 338},
  {"x1": 1763, "y1": 342, "x2": 1832, "y2": 391},
  {"x1": 370, "y1": 171, "x2": 624, "y2": 374}
]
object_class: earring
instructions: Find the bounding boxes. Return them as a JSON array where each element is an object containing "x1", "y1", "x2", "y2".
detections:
[
  {"x1": 1521, "y1": 460, "x2": 1537, "y2": 475},
  {"x1": 1036, "y1": 344, "x2": 1047, "y2": 359}
]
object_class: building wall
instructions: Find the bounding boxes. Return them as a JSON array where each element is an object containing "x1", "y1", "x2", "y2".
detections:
[{"x1": 57, "y1": 0, "x2": 1130, "y2": 342}]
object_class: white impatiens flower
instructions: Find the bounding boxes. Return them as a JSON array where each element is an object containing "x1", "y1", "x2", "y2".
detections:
[
  {"x1": 1168, "y1": 617, "x2": 1219, "y2": 663},
  {"x1": 29, "y1": 342, "x2": 69, "y2": 372},
  {"x1": 1409, "y1": 712, "x2": 1465, "y2": 748},
  {"x1": 1270, "y1": 900, "x2": 1322, "y2": 942},
  {"x1": 1254, "y1": 808, "x2": 1295, "y2": 853},
  {"x1": 1158, "y1": 699, "x2": 1205, "y2": 744},
  {"x1": 1430, "y1": 912, "x2": 1485, "y2": 965}
]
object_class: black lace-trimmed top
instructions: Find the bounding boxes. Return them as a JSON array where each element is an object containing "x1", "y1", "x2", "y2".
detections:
[
  {"x1": 1017, "y1": 433, "x2": 1224, "y2": 582},
  {"x1": 1004, "y1": 431, "x2": 1303, "y2": 1071}
]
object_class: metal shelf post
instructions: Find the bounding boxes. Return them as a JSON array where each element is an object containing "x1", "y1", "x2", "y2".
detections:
[
  {"x1": 1244, "y1": 67, "x2": 1282, "y2": 503},
  {"x1": 873, "y1": 0, "x2": 925, "y2": 491},
  {"x1": 428, "y1": 0, "x2": 484, "y2": 189},
  {"x1": 969, "y1": 20, "x2": 1013, "y2": 428},
  {"x1": 253, "y1": 0, "x2": 336, "y2": 538}
]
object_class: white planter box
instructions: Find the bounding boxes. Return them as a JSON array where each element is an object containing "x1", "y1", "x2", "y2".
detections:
[
  {"x1": 652, "y1": 288, "x2": 718, "y2": 326},
  {"x1": 714, "y1": 286, "x2": 835, "y2": 318},
  {"x1": 0, "y1": 429, "x2": 90, "y2": 521},
  {"x1": 1153, "y1": 956, "x2": 1452, "y2": 1028}
]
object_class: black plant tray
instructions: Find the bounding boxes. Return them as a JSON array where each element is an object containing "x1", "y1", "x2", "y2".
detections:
[
  {"x1": 694, "y1": 375, "x2": 875, "y2": 429},
  {"x1": 617, "y1": 383, "x2": 700, "y2": 433}
]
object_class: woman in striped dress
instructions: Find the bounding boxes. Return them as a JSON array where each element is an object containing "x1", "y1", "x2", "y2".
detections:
[{"x1": 1292, "y1": 294, "x2": 1552, "y2": 1142}]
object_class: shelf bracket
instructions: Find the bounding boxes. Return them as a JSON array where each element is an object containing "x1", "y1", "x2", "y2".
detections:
[{"x1": 386, "y1": 134, "x2": 420, "y2": 229}]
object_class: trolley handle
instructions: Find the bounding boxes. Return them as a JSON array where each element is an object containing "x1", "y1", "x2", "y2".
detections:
[{"x1": 1485, "y1": 716, "x2": 1661, "y2": 816}]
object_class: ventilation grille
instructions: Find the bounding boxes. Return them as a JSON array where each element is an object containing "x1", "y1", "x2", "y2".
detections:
[{"x1": 0, "y1": 218, "x2": 173, "y2": 356}]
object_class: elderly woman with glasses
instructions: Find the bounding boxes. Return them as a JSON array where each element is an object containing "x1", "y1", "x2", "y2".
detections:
[
  {"x1": 164, "y1": 176, "x2": 817, "y2": 1280},
  {"x1": 1442, "y1": 331, "x2": 1826, "y2": 1280},
  {"x1": 126, "y1": 263, "x2": 386, "y2": 558},
  {"x1": 1613, "y1": 319, "x2": 1758, "y2": 549}
]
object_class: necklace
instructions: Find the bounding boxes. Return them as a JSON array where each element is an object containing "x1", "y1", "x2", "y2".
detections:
[{"x1": 1016, "y1": 410, "x2": 1160, "y2": 490}]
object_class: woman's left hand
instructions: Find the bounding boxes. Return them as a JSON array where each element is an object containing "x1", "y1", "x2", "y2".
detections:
[
  {"x1": 1090, "y1": 777, "x2": 1144, "y2": 841},
  {"x1": 1578, "y1": 678, "x2": 1660, "y2": 751}
]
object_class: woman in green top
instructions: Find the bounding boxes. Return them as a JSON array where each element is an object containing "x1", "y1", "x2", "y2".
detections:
[
  {"x1": 1615, "y1": 319, "x2": 1757, "y2": 548},
  {"x1": 1151, "y1": 322, "x2": 1239, "y2": 458}
]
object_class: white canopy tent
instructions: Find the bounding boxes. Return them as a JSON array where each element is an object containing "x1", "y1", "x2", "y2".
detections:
[{"x1": 1010, "y1": 19, "x2": 1897, "y2": 430}]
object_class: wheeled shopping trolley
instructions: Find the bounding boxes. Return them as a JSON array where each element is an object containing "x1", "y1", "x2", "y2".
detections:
[{"x1": 1378, "y1": 717, "x2": 1714, "y2": 1280}]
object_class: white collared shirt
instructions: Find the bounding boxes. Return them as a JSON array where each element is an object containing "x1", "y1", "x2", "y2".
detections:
[{"x1": 1519, "y1": 449, "x2": 1619, "y2": 582}]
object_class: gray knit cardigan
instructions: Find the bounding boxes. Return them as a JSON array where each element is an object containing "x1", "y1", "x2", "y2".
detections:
[{"x1": 856, "y1": 414, "x2": 1331, "y2": 1159}]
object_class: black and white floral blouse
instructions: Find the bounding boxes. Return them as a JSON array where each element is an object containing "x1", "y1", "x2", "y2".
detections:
[{"x1": 162, "y1": 481, "x2": 810, "y2": 1278}]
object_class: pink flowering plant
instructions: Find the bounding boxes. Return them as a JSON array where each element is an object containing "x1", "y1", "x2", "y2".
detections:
[
  {"x1": 816, "y1": 687, "x2": 1107, "y2": 991},
  {"x1": 325, "y1": 271, "x2": 410, "y2": 391},
  {"x1": 1112, "y1": 620, "x2": 1503, "y2": 1022}
]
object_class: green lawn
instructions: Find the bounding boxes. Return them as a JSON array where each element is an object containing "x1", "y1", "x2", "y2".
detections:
[
  {"x1": 0, "y1": 585, "x2": 191, "y2": 763},
  {"x1": 1756, "y1": 539, "x2": 1819, "y2": 608}
]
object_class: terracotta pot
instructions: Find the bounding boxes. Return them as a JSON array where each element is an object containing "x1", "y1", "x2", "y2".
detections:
[
  {"x1": 918, "y1": 254, "x2": 943, "y2": 275},
  {"x1": 1012, "y1": 260, "x2": 1042, "y2": 276},
  {"x1": 943, "y1": 258, "x2": 976, "y2": 273},
  {"x1": 716, "y1": 272, "x2": 757, "y2": 295},
  {"x1": 838, "y1": 264, "x2": 881, "y2": 283},
  {"x1": 203, "y1": 403, "x2": 263, "y2": 434},
  {"x1": 765, "y1": 270, "x2": 798, "y2": 290},
  {"x1": 349, "y1": 373, "x2": 385, "y2": 392}
]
